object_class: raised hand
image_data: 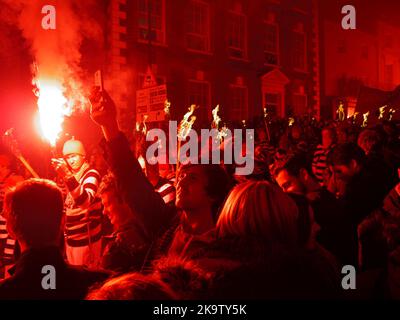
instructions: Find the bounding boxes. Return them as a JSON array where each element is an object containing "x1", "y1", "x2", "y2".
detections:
[
  {"x1": 89, "y1": 87, "x2": 117, "y2": 128},
  {"x1": 89, "y1": 87, "x2": 119, "y2": 141},
  {"x1": 51, "y1": 158, "x2": 73, "y2": 180}
]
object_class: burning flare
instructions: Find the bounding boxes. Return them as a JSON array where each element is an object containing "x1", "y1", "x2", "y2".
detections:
[{"x1": 34, "y1": 78, "x2": 72, "y2": 146}]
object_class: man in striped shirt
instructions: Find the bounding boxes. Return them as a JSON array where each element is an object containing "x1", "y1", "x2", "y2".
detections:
[
  {"x1": 312, "y1": 127, "x2": 336, "y2": 186},
  {"x1": 52, "y1": 138, "x2": 102, "y2": 268}
]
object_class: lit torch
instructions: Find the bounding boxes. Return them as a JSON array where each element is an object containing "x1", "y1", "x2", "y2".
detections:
[
  {"x1": 177, "y1": 105, "x2": 197, "y2": 173},
  {"x1": 362, "y1": 111, "x2": 370, "y2": 128},
  {"x1": 211, "y1": 105, "x2": 221, "y2": 130},
  {"x1": 389, "y1": 108, "x2": 396, "y2": 121},
  {"x1": 337, "y1": 101, "x2": 345, "y2": 121},
  {"x1": 164, "y1": 100, "x2": 171, "y2": 119},
  {"x1": 178, "y1": 105, "x2": 197, "y2": 141},
  {"x1": 263, "y1": 107, "x2": 271, "y2": 142},
  {"x1": 379, "y1": 105, "x2": 387, "y2": 120}
]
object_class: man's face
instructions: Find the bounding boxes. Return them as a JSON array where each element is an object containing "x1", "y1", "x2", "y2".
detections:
[
  {"x1": 322, "y1": 129, "x2": 334, "y2": 149},
  {"x1": 65, "y1": 154, "x2": 85, "y2": 172},
  {"x1": 175, "y1": 166, "x2": 212, "y2": 211},
  {"x1": 330, "y1": 163, "x2": 358, "y2": 183},
  {"x1": 101, "y1": 190, "x2": 132, "y2": 229},
  {"x1": 275, "y1": 169, "x2": 306, "y2": 194}
]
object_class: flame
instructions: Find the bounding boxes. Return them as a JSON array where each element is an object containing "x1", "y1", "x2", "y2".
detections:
[
  {"x1": 211, "y1": 105, "x2": 221, "y2": 129},
  {"x1": 34, "y1": 78, "x2": 71, "y2": 146},
  {"x1": 164, "y1": 100, "x2": 171, "y2": 117},
  {"x1": 178, "y1": 105, "x2": 197, "y2": 141},
  {"x1": 217, "y1": 124, "x2": 229, "y2": 142},
  {"x1": 379, "y1": 105, "x2": 387, "y2": 119},
  {"x1": 389, "y1": 108, "x2": 396, "y2": 121},
  {"x1": 362, "y1": 111, "x2": 370, "y2": 127},
  {"x1": 142, "y1": 115, "x2": 149, "y2": 135}
]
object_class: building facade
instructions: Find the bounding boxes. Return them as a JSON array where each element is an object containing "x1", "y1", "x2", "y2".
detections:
[
  {"x1": 319, "y1": 0, "x2": 400, "y2": 119},
  {"x1": 105, "y1": 0, "x2": 321, "y2": 131}
]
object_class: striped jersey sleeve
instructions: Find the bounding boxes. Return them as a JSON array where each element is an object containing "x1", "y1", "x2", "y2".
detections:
[
  {"x1": 156, "y1": 182, "x2": 176, "y2": 205},
  {"x1": 66, "y1": 169, "x2": 100, "y2": 208},
  {"x1": 64, "y1": 168, "x2": 103, "y2": 248},
  {"x1": 312, "y1": 145, "x2": 329, "y2": 185}
]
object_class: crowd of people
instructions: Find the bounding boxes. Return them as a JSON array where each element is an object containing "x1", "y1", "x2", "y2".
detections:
[{"x1": 0, "y1": 88, "x2": 399, "y2": 300}]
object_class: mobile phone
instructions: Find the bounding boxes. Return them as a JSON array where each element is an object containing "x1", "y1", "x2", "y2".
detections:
[{"x1": 94, "y1": 70, "x2": 104, "y2": 91}]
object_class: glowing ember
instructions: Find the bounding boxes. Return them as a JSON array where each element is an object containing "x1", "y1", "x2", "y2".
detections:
[{"x1": 34, "y1": 79, "x2": 71, "y2": 146}]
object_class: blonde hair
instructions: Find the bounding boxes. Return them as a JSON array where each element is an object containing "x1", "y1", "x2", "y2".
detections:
[{"x1": 217, "y1": 181, "x2": 299, "y2": 247}]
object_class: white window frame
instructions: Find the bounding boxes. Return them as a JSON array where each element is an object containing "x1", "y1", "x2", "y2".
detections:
[
  {"x1": 188, "y1": 80, "x2": 211, "y2": 122},
  {"x1": 293, "y1": 30, "x2": 307, "y2": 71},
  {"x1": 229, "y1": 84, "x2": 248, "y2": 121},
  {"x1": 264, "y1": 21, "x2": 280, "y2": 66},
  {"x1": 137, "y1": 0, "x2": 166, "y2": 46},
  {"x1": 227, "y1": 10, "x2": 248, "y2": 61},
  {"x1": 185, "y1": 0, "x2": 211, "y2": 54}
]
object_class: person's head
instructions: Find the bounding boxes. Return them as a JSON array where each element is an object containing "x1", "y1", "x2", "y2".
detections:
[
  {"x1": 2, "y1": 179, "x2": 64, "y2": 249},
  {"x1": 99, "y1": 173, "x2": 134, "y2": 229},
  {"x1": 62, "y1": 138, "x2": 86, "y2": 172},
  {"x1": 327, "y1": 142, "x2": 366, "y2": 183},
  {"x1": 321, "y1": 127, "x2": 336, "y2": 149},
  {"x1": 357, "y1": 128, "x2": 383, "y2": 155},
  {"x1": 383, "y1": 121, "x2": 398, "y2": 139},
  {"x1": 290, "y1": 124, "x2": 302, "y2": 140},
  {"x1": 217, "y1": 181, "x2": 299, "y2": 247},
  {"x1": 153, "y1": 256, "x2": 211, "y2": 299},
  {"x1": 175, "y1": 164, "x2": 231, "y2": 222},
  {"x1": 86, "y1": 272, "x2": 177, "y2": 300},
  {"x1": 336, "y1": 126, "x2": 348, "y2": 144},
  {"x1": 274, "y1": 154, "x2": 316, "y2": 194}
]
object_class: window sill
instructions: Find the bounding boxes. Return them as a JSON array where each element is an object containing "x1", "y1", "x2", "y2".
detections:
[
  {"x1": 293, "y1": 68, "x2": 309, "y2": 74},
  {"x1": 186, "y1": 49, "x2": 214, "y2": 56},
  {"x1": 264, "y1": 63, "x2": 281, "y2": 68},
  {"x1": 137, "y1": 39, "x2": 168, "y2": 48},
  {"x1": 228, "y1": 56, "x2": 250, "y2": 63}
]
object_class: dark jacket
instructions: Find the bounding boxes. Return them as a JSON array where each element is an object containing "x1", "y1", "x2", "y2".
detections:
[
  {"x1": 101, "y1": 222, "x2": 149, "y2": 274},
  {"x1": 0, "y1": 246, "x2": 110, "y2": 299},
  {"x1": 100, "y1": 133, "x2": 193, "y2": 271},
  {"x1": 358, "y1": 187, "x2": 400, "y2": 271},
  {"x1": 308, "y1": 188, "x2": 358, "y2": 267}
]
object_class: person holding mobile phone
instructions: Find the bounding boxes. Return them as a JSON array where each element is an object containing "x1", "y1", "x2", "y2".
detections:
[{"x1": 52, "y1": 137, "x2": 103, "y2": 269}]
